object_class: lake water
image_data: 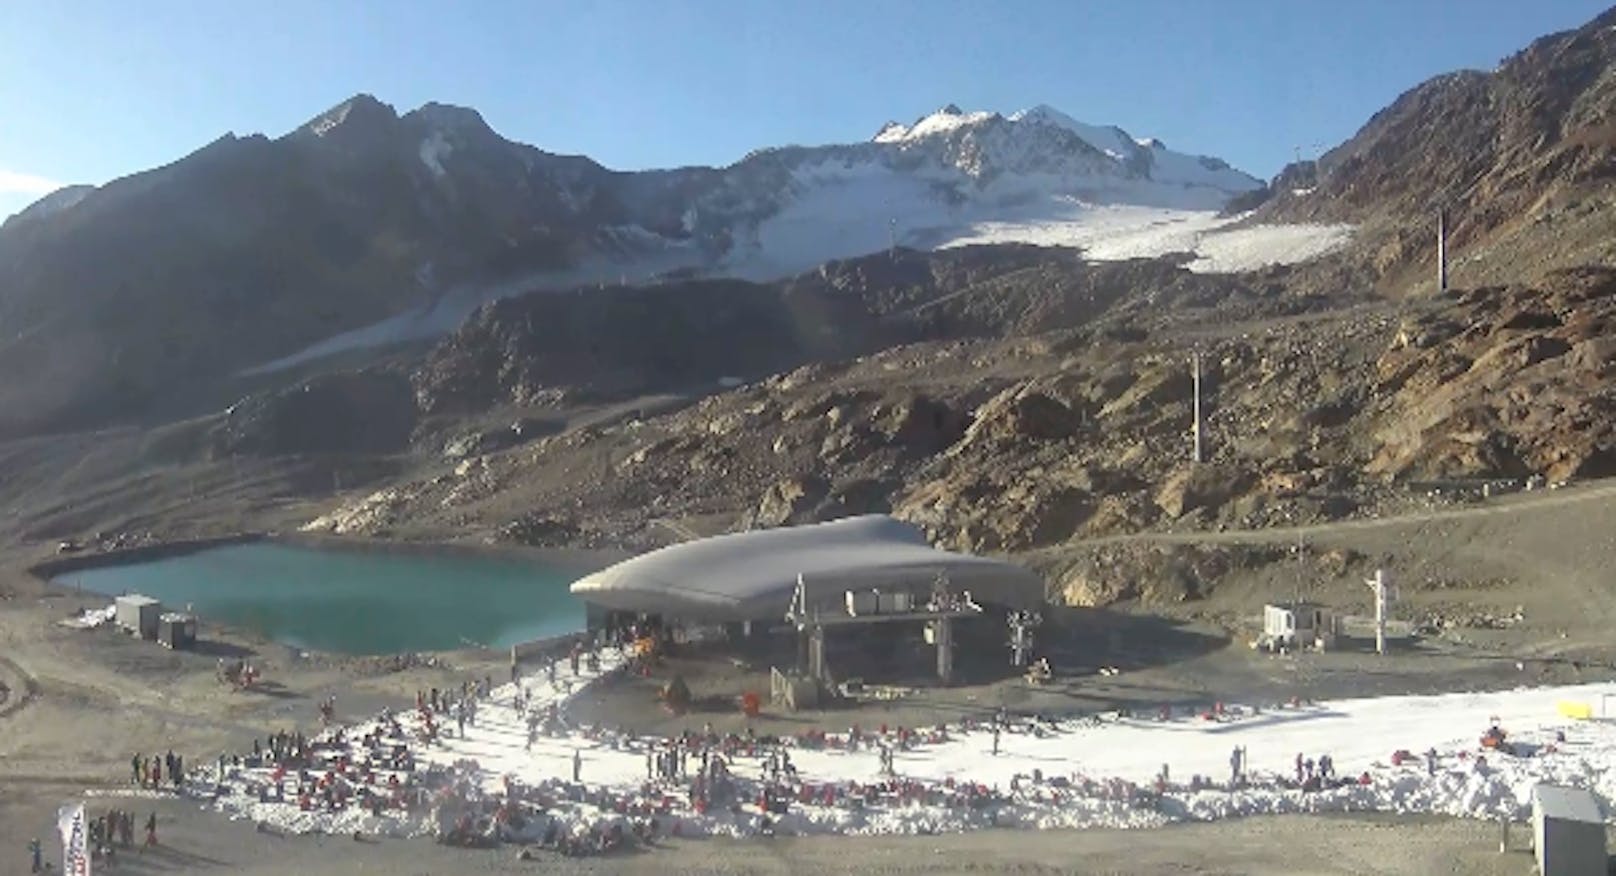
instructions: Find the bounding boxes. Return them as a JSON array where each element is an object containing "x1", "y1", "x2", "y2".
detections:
[{"x1": 53, "y1": 541, "x2": 596, "y2": 655}]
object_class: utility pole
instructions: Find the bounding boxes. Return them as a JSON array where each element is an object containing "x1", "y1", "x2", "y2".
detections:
[
  {"x1": 888, "y1": 218, "x2": 897, "y2": 260},
  {"x1": 1364, "y1": 569, "x2": 1394, "y2": 655},
  {"x1": 1191, "y1": 351, "x2": 1204, "y2": 464},
  {"x1": 1292, "y1": 534, "x2": 1305, "y2": 607},
  {"x1": 1436, "y1": 208, "x2": 1448, "y2": 293}
]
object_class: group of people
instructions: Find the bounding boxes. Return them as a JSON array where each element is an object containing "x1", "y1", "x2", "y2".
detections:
[
  {"x1": 1295, "y1": 752, "x2": 1337, "y2": 785},
  {"x1": 252, "y1": 728, "x2": 312, "y2": 766},
  {"x1": 130, "y1": 749, "x2": 186, "y2": 789},
  {"x1": 217, "y1": 657, "x2": 260, "y2": 689},
  {"x1": 30, "y1": 808, "x2": 160, "y2": 872}
]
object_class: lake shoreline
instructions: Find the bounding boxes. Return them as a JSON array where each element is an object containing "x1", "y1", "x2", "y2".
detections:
[
  {"x1": 30, "y1": 530, "x2": 631, "y2": 580},
  {"x1": 31, "y1": 532, "x2": 627, "y2": 659}
]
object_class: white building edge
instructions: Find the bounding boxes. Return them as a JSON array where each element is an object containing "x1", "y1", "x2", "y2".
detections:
[{"x1": 569, "y1": 515, "x2": 1043, "y2": 623}]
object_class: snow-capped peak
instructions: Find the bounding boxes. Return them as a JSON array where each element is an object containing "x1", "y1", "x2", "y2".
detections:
[
  {"x1": 1009, "y1": 104, "x2": 1144, "y2": 163},
  {"x1": 873, "y1": 105, "x2": 998, "y2": 143},
  {"x1": 307, "y1": 103, "x2": 353, "y2": 138},
  {"x1": 298, "y1": 94, "x2": 397, "y2": 141}
]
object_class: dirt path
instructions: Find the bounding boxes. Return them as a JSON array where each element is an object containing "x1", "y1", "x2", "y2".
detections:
[{"x1": 1066, "y1": 479, "x2": 1616, "y2": 549}]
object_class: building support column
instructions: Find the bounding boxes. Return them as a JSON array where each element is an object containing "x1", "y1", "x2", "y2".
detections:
[
  {"x1": 934, "y1": 617, "x2": 954, "y2": 684},
  {"x1": 807, "y1": 625, "x2": 827, "y2": 682}
]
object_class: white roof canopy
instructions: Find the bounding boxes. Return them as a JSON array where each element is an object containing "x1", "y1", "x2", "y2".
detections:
[{"x1": 570, "y1": 515, "x2": 1043, "y2": 622}]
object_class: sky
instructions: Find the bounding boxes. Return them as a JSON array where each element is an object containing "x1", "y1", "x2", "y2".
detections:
[{"x1": 0, "y1": 0, "x2": 1611, "y2": 218}]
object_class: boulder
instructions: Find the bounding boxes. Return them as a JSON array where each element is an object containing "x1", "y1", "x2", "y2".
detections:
[
  {"x1": 894, "y1": 476, "x2": 1089, "y2": 552},
  {"x1": 1060, "y1": 569, "x2": 1136, "y2": 607},
  {"x1": 1154, "y1": 463, "x2": 1253, "y2": 519},
  {"x1": 957, "y1": 384, "x2": 1082, "y2": 449},
  {"x1": 748, "y1": 475, "x2": 831, "y2": 528},
  {"x1": 874, "y1": 395, "x2": 969, "y2": 456}
]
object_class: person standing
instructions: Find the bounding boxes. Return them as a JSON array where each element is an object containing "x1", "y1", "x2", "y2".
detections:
[
  {"x1": 144, "y1": 811, "x2": 158, "y2": 849},
  {"x1": 572, "y1": 750, "x2": 582, "y2": 783},
  {"x1": 28, "y1": 836, "x2": 42, "y2": 873}
]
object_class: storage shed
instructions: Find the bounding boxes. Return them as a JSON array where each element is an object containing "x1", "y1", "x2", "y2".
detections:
[
  {"x1": 1532, "y1": 783, "x2": 1606, "y2": 876},
  {"x1": 1261, "y1": 601, "x2": 1338, "y2": 651},
  {"x1": 157, "y1": 613, "x2": 197, "y2": 650},
  {"x1": 115, "y1": 594, "x2": 162, "y2": 640}
]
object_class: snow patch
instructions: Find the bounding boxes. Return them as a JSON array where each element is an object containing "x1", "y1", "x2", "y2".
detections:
[
  {"x1": 942, "y1": 207, "x2": 1351, "y2": 274},
  {"x1": 419, "y1": 131, "x2": 453, "y2": 179},
  {"x1": 1187, "y1": 223, "x2": 1354, "y2": 273},
  {"x1": 308, "y1": 102, "x2": 354, "y2": 138}
]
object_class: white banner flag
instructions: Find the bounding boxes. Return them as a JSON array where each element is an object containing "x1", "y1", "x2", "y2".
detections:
[{"x1": 56, "y1": 802, "x2": 90, "y2": 876}]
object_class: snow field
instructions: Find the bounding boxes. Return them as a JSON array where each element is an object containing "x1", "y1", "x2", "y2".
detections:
[{"x1": 191, "y1": 640, "x2": 1616, "y2": 841}]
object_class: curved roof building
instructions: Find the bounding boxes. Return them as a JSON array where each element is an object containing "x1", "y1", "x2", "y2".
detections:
[{"x1": 570, "y1": 515, "x2": 1043, "y2": 622}]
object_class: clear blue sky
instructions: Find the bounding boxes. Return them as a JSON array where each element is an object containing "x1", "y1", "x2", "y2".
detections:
[{"x1": 1, "y1": 0, "x2": 1610, "y2": 217}]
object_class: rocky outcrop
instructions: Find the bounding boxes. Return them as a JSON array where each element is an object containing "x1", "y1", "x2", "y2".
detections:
[
  {"x1": 209, "y1": 371, "x2": 416, "y2": 458},
  {"x1": 412, "y1": 279, "x2": 891, "y2": 415},
  {"x1": 746, "y1": 475, "x2": 831, "y2": 529},
  {"x1": 1056, "y1": 544, "x2": 1288, "y2": 607},
  {"x1": 1368, "y1": 266, "x2": 1616, "y2": 481},
  {"x1": 955, "y1": 384, "x2": 1083, "y2": 450},
  {"x1": 1155, "y1": 464, "x2": 1254, "y2": 519}
]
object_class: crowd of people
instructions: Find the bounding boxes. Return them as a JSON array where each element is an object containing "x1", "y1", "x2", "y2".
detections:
[
  {"x1": 130, "y1": 749, "x2": 188, "y2": 789},
  {"x1": 170, "y1": 632, "x2": 1510, "y2": 861},
  {"x1": 41, "y1": 807, "x2": 161, "y2": 871}
]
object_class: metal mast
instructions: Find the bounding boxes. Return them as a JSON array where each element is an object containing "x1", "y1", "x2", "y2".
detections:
[{"x1": 1191, "y1": 351, "x2": 1204, "y2": 463}]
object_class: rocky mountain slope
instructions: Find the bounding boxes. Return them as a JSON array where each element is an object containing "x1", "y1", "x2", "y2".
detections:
[
  {"x1": 0, "y1": 95, "x2": 1273, "y2": 438},
  {"x1": 1255, "y1": 5, "x2": 1616, "y2": 288},
  {"x1": 294, "y1": 261, "x2": 1616, "y2": 604}
]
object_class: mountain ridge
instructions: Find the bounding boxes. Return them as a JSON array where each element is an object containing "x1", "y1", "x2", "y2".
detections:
[
  {"x1": 0, "y1": 94, "x2": 1275, "y2": 436},
  {"x1": 1253, "y1": 5, "x2": 1616, "y2": 286}
]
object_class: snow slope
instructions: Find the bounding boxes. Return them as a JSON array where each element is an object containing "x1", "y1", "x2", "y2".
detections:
[{"x1": 191, "y1": 639, "x2": 1616, "y2": 843}]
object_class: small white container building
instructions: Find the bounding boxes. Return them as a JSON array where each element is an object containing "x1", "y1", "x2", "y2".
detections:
[
  {"x1": 1532, "y1": 784, "x2": 1606, "y2": 876},
  {"x1": 1262, "y1": 601, "x2": 1338, "y2": 651},
  {"x1": 115, "y1": 594, "x2": 163, "y2": 641}
]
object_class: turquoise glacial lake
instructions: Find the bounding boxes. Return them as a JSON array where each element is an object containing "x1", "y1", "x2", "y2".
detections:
[{"x1": 53, "y1": 541, "x2": 596, "y2": 655}]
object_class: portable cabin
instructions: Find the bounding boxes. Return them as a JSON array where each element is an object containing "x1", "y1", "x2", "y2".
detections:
[
  {"x1": 157, "y1": 613, "x2": 197, "y2": 650},
  {"x1": 1532, "y1": 783, "x2": 1606, "y2": 876},
  {"x1": 115, "y1": 594, "x2": 162, "y2": 640},
  {"x1": 1262, "y1": 601, "x2": 1338, "y2": 651}
]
